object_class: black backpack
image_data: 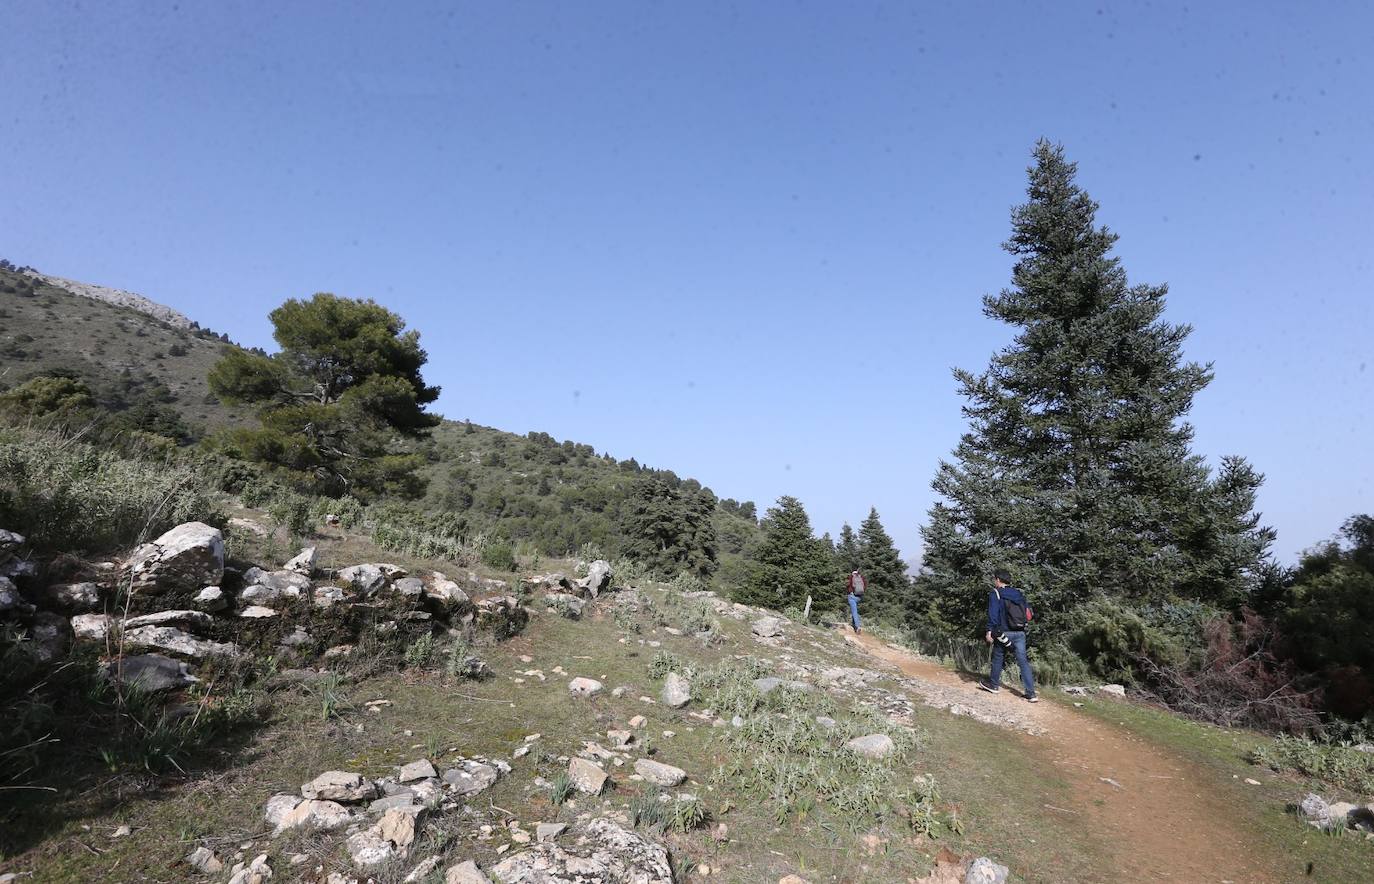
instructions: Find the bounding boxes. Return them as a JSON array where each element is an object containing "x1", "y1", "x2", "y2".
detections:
[{"x1": 996, "y1": 589, "x2": 1031, "y2": 631}]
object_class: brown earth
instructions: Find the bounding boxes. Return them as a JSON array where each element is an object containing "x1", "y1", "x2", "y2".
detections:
[{"x1": 844, "y1": 631, "x2": 1285, "y2": 883}]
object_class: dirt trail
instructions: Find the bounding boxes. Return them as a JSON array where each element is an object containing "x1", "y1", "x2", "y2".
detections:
[{"x1": 843, "y1": 631, "x2": 1281, "y2": 883}]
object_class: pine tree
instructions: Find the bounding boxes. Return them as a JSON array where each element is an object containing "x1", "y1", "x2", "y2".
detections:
[
  {"x1": 920, "y1": 141, "x2": 1273, "y2": 635},
  {"x1": 618, "y1": 478, "x2": 718, "y2": 579},
  {"x1": 738, "y1": 496, "x2": 838, "y2": 611},
  {"x1": 857, "y1": 508, "x2": 911, "y2": 624},
  {"x1": 835, "y1": 523, "x2": 861, "y2": 573}
]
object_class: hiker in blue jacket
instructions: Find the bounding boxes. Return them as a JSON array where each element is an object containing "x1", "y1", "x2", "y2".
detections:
[{"x1": 979, "y1": 568, "x2": 1038, "y2": 702}]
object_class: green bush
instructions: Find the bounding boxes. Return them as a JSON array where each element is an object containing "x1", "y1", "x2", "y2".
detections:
[
  {"x1": 268, "y1": 493, "x2": 314, "y2": 536},
  {"x1": 481, "y1": 541, "x2": 516, "y2": 572},
  {"x1": 1248, "y1": 735, "x2": 1374, "y2": 794},
  {"x1": 1066, "y1": 597, "x2": 1184, "y2": 684},
  {"x1": 0, "y1": 426, "x2": 221, "y2": 552}
]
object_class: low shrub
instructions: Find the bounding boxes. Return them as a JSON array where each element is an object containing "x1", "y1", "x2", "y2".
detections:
[
  {"x1": 1248, "y1": 735, "x2": 1374, "y2": 794},
  {"x1": 481, "y1": 542, "x2": 516, "y2": 572}
]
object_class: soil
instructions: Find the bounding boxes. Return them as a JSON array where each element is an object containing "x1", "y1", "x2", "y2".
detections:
[{"x1": 844, "y1": 630, "x2": 1286, "y2": 883}]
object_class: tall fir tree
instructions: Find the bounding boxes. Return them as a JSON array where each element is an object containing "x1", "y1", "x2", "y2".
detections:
[
  {"x1": 857, "y1": 508, "x2": 912, "y2": 624},
  {"x1": 920, "y1": 141, "x2": 1273, "y2": 636},
  {"x1": 835, "y1": 523, "x2": 862, "y2": 573},
  {"x1": 618, "y1": 477, "x2": 718, "y2": 579},
  {"x1": 738, "y1": 496, "x2": 838, "y2": 611}
]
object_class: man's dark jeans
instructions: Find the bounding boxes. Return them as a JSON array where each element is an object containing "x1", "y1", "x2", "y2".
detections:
[{"x1": 990, "y1": 630, "x2": 1036, "y2": 698}]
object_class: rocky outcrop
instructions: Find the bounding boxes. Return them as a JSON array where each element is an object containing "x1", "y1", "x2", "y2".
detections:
[
  {"x1": 490, "y1": 818, "x2": 673, "y2": 883},
  {"x1": 576, "y1": 560, "x2": 613, "y2": 598},
  {"x1": 125, "y1": 522, "x2": 224, "y2": 593}
]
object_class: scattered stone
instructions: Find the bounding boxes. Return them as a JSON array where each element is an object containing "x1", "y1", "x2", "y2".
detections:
[
  {"x1": 443, "y1": 760, "x2": 501, "y2": 796},
  {"x1": 445, "y1": 860, "x2": 494, "y2": 884},
  {"x1": 1244, "y1": 778, "x2": 1261, "y2": 786},
  {"x1": 1299, "y1": 792, "x2": 1330, "y2": 822},
  {"x1": 754, "y1": 677, "x2": 811, "y2": 695},
  {"x1": 70, "y1": 613, "x2": 114, "y2": 642},
  {"x1": 964, "y1": 857, "x2": 1010, "y2": 884},
  {"x1": 403, "y1": 856, "x2": 444, "y2": 883},
  {"x1": 629, "y1": 715, "x2": 647, "y2": 728},
  {"x1": 240, "y1": 568, "x2": 312, "y2": 600},
  {"x1": 544, "y1": 592, "x2": 585, "y2": 619},
  {"x1": 193, "y1": 586, "x2": 228, "y2": 612},
  {"x1": 634, "y1": 759, "x2": 686, "y2": 787},
  {"x1": 284, "y1": 547, "x2": 317, "y2": 575},
  {"x1": 1098, "y1": 684, "x2": 1127, "y2": 697},
  {"x1": 661, "y1": 671, "x2": 691, "y2": 708},
  {"x1": 569, "y1": 677, "x2": 604, "y2": 697},
  {"x1": 779, "y1": 876, "x2": 811, "y2": 884},
  {"x1": 845, "y1": 734, "x2": 896, "y2": 759},
  {"x1": 346, "y1": 827, "x2": 397, "y2": 867},
  {"x1": 751, "y1": 616, "x2": 784, "y2": 638},
  {"x1": 122, "y1": 625, "x2": 239, "y2": 659},
  {"x1": 567, "y1": 757, "x2": 608, "y2": 794},
  {"x1": 240, "y1": 605, "x2": 279, "y2": 619},
  {"x1": 0, "y1": 576, "x2": 30, "y2": 615},
  {"x1": 1062, "y1": 685, "x2": 1088, "y2": 695},
  {"x1": 125, "y1": 522, "x2": 224, "y2": 592},
  {"x1": 399, "y1": 759, "x2": 438, "y2": 783},
  {"x1": 226, "y1": 853, "x2": 272, "y2": 884},
  {"x1": 490, "y1": 818, "x2": 671, "y2": 883},
  {"x1": 186, "y1": 845, "x2": 224, "y2": 873},
  {"x1": 423, "y1": 572, "x2": 471, "y2": 609},
  {"x1": 274, "y1": 799, "x2": 355, "y2": 834},
  {"x1": 229, "y1": 517, "x2": 270, "y2": 537},
  {"x1": 302, "y1": 771, "x2": 377, "y2": 803},
  {"x1": 536, "y1": 822, "x2": 567, "y2": 842},
  {"x1": 123, "y1": 609, "x2": 214, "y2": 630},
  {"x1": 378, "y1": 805, "x2": 424, "y2": 848}
]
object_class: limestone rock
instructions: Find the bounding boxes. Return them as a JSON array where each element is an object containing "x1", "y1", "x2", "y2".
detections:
[
  {"x1": 226, "y1": 853, "x2": 273, "y2": 884},
  {"x1": 544, "y1": 592, "x2": 584, "y2": 619},
  {"x1": 1299, "y1": 792, "x2": 1330, "y2": 821},
  {"x1": 125, "y1": 522, "x2": 224, "y2": 592},
  {"x1": 490, "y1": 818, "x2": 672, "y2": 883},
  {"x1": 45, "y1": 582, "x2": 100, "y2": 612},
  {"x1": 404, "y1": 856, "x2": 445, "y2": 883},
  {"x1": 240, "y1": 568, "x2": 312, "y2": 602},
  {"x1": 186, "y1": 845, "x2": 223, "y2": 874},
  {"x1": 1098, "y1": 684, "x2": 1126, "y2": 697},
  {"x1": 964, "y1": 857, "x2": 1010, "y2": 884},
  {"x1": 229, "y1": 517, "x2": 270, "y2": 537},
  {"x1": 567, "y1": 757, "x2": 608, "y2": 795},
  {"x1": 536, "y1": 822, "x2": 567, "y2": 842},
  {"x1": 399, "y1": 759, "x2": 438, "y2": 783},
  {"x1": 422, "y1": 572, "x2": 470, "y2": 610},
  {"x1": 393, "y1": 576, "x2": 426, "y2": 598},
  {"x1": 753, "y1": 677, "x2": 810, "y2": 695},
  {"x1": 0, "y1": 528, "x2": 24, "y2": 562},
  {"x1": 338, "y1": 564, "x2": 389, "y2": 596},
  {"x1": 661, "y1": 672, "x2": 691, "y2": 708},
  {"x1": 122, "y1": 625, "x2": 239, "y2": 659},
  {"x1": 575, "y1": 560, "x2": 613, "y2": 598},
  {"x1": 123, "y1": 609, "x2": 213, "y2": 630},
  {"x1": 274, "y1": 799, "x2": 355, "y2": 834},
  {"x1": 264, "y1": 794, "x2": 303, "y2": 828},
  {"x1": 302, "y1": 771, "x2": 378, "y2": 803},
  {"x1": 569, "y1": 677, "x2": 604, "y2": 697},
  {"x1": 239, "y1": 605, "x2": 279, "y2": 619},
  {"x1": 0, "y1": 576, "x2": 30, "y2": 615},
  {"x1": 633, "y1": 759, "x2": 686, "y2": 787},
  {"x1": 108, "y1": 654, "x2": 198, "y2": 692},
  {"x1": 845, "y1": 734, "x2": 896, "y2": 759},
  {"x1": 284, "y1": 547, "x2": 317, "y2": 575},
  {"x1": 378, "y1": 805, "x2": 424, "y2": 848},
  {"x1": 29, "y1": 612, "x2": 68, "y2": 662},
  {"x1": 347, "y1": 827, "x2": 397, "y2": 867},
  {"x1": 442, "y1": 760, "x2": 501, "y2": 796},
  {"x1": 751, "y1": 616, "x2": 784, "y2": 638},
  {"x1": 193, "y1": 587, "x2": 228, "y2": 612},
  {"x1": 445, "y1": 860, "x2": 494, "y2": 884}
]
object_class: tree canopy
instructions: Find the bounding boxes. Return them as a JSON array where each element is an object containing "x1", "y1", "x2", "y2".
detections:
[
  {"x1": 739, "y1": 496, "x2": 838, "y2": 612},
  {"x1": 920, "y1": 141, "x2": 1272, "y2": 636},
  {"x1": 209, "y1": 294, "x2": 440, "y2": 498}
]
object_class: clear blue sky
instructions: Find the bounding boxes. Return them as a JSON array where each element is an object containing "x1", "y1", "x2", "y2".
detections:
[{"x1": 3, "y1": 1, "x2": 1370, "y2": 565}]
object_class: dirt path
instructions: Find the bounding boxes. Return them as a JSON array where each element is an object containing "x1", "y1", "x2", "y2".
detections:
[{"x1": 842, "y1": 631, "x2": 1281, "y2": 883}]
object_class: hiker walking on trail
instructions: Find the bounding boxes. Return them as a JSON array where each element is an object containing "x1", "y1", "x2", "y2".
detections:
[
  {"x1": 846, "y1": 569, "x2": 865, "y2": 634},
  {"x1": 979, "y1": 568, "x2": 1038, "y2": 702}
]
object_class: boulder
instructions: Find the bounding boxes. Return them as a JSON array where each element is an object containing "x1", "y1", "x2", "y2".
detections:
[
  {"x1": 284, "y1": 547, "x2": 317, "y2": 575},
  {"x1": 536, "y1": 822, "x2": 567, "y2": 842},
  {"x1": 575, "y1": 560, "x2": 613, "y2": 598},
  {"x1": 845, "y1": 734, "x2": 896, "y2": 759},
  {"x1": 567, "y1": 757, "x2": 608, "y2": 794},
  {"x1": 445, "y1": 861, "x2": 494, "y2": 884},
  {"x1": 302, "y1": 771, "x2": 378, "y2": 803},
  {"x1": 193, "y1": 587, "x2": 228, "y2": 612},
  {"x1": 490, "y1": 818, "x2": 672, "y2": 883},
  {"x1": 569, "y1": 677, "x2": 604, "y2": 697},
  {"x1": 393, "y1": 577, "x2": 426, "y2": 599},
  {"x1": 347, "y1": 826, "x2": 397, "y2": 867},
  {"x1": 124, "y1": 522, "x2": 224, "y2": 592},
  {"x1": 122, "y1": 626, "x2": 239, "y2": 659},
  {"x1": 0, "y1": 576, "x2": 32, "y2": 615},
  {"x1": 634, "y1": 759, "x2": 686, "y2": 787},
  {"x1": 338, "y1": 564, "x2": 389, "y2": 596},
  {"x1": 273, "y1": 798, "x2": 355, "y2": 834},
  {"x1": 239, "y1": 568, "x2": 311, "y2": 601},
  {"x1": 45, "y1": 582, "x2": 100, "y2": 612},
  {"x1": 474, "y1": 595, "x2": 529, "y2": 637},
  {"x1": 751, "y1": 616, "x2": 784, "y2": 638},
  {"x1": 186, "y1": 845, "x2": 224, "y2": 874},
  {"x1": 226, "y1": 853, "x2": 272, "y2": 884},
  {"x1": 422, "y1": 572, "x2": 470, "y2": 609},
  {"x1": 661, "y1": 672, "x2": 691, "y2": 708},
  {"x1": 71, "y1": 613, "x2": 113, "y2": 642},
  {"x1": 377, "y1": 805, "x2": 425, "y2": 848},
  {"x1": 0, "y1": 528, "x2": 24, "y2": 562},
  {"x1": 264, "y1": 793, "x2": 304, "y2": 828},
  {"x1": 1098, "y1": 684, "x2": 1127, "y2": 697},
  {"x1": 107, "y1": 654, "x2": 198, "y2": 692}
]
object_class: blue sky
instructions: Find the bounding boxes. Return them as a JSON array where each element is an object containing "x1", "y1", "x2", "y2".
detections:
[{"x1": 3, "y1": 1, "x2": 1370, "y2": 565}]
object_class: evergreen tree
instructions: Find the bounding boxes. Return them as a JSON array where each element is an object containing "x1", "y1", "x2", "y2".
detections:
[
  {"x1": 835, "y1": 523, "x2": 861, "y2": 573},
  {"x1": 857, "y1": 508, "x2": 911, "y2": 624},
  {"x1": 618, "y1": 477, "x2": 718, "y2": 578},
  {"x1": 920, "y1": 141, "x2": 1273, "y2": 636},
  {"x1": 209, "y1": 293, "x2": 440, "y2": 498},
  {"x1": 738, "y1": 496, "x2": 838, "y2": 611}
]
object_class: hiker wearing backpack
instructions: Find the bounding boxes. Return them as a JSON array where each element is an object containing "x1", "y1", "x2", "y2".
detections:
[
  {"x1": 846, "y1": 569, "x2": 865, "y2": 634},
  {"x1": 979, "y1": 568, "x2": 1038, "y2": 702}
]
